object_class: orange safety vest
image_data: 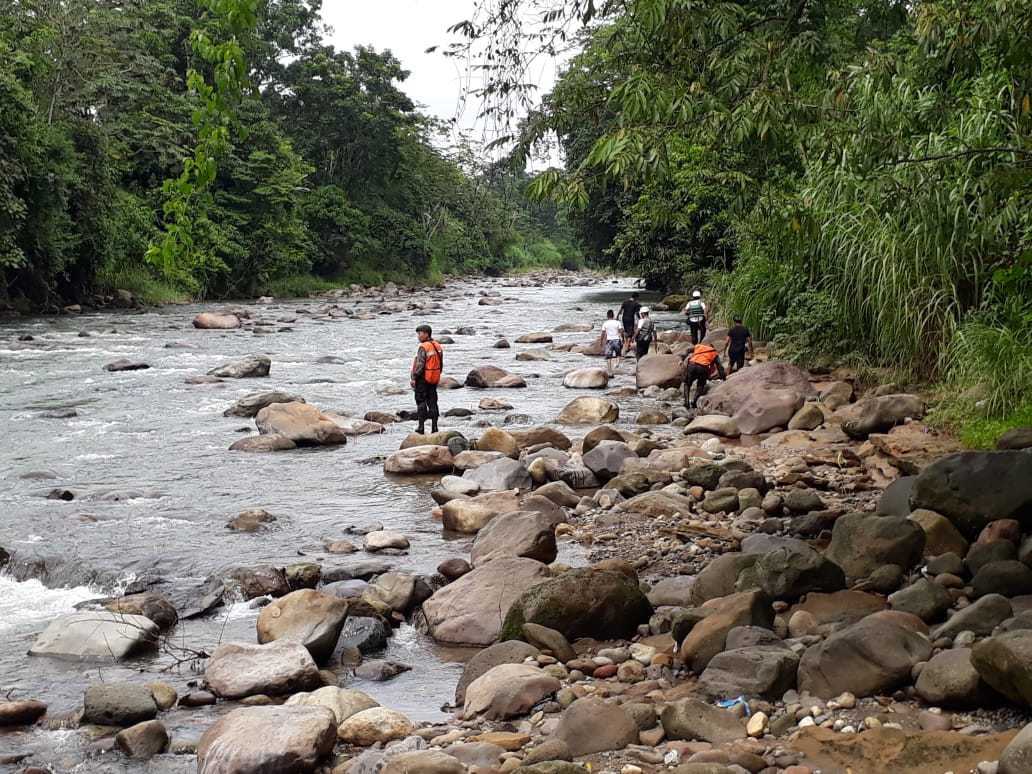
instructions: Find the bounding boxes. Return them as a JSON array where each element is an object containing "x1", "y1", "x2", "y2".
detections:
[
  {"x1": 414, "y1": 340, "x2": 443, "y2": 384},
  {"x1": 688, "y1": 344, "x2": 720, "y2": 376}
]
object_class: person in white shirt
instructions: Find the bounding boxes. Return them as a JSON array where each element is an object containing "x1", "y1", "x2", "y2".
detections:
[{"x1": 599, "y1": 309, "x2": 625, "y2": 373}]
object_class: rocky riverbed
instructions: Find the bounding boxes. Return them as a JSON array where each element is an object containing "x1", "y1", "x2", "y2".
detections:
[{"x1": 3, "y1": 273, "x2": 1032, "y2": 774}]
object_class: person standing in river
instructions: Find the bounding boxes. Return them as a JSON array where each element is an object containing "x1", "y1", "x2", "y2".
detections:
[
  {"x1": 618, "y1": 291, "x2": 642, "y2": 354},
  {"x1": 599, "y1": 309, "x2": 625, "y2": 373},
  {"x1": 682, "y1": 289, "x2": 708, "y2": 345},
  {"x1": 634, "y1": 307, "x2": 657, "y2": 359},
  {"x1": 410, "y1": 324, "x2": 443, "y2": 435}
]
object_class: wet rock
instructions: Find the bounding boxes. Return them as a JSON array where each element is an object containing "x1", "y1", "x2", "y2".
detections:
[
  {"x1": 562, "y1": 367, "x2": 609, "y2": 389},
  {"x1": 556, "y1": 396, "x2": 619, "y2": 425},
  {"x1": 824, "y1": 512, "x2": 926, "y2": 580},
  {"x1": 336, "y1": 615, "x2": 389, "y2": 652},
  {"x1": 466, "y1": 366, "x2": 527, "y2": 388},
  {"x1": 365, "y1": 411, "x2": 398, "y2": 424},
  {"x1": 256, "y1": 401, "x2": 346, "y2": 446},
  {"x1": 29, "y1": 611, "x2": 158, "y2": 661},
  {"x1": 83, "y1": 682, "x2": 157, "y2": 726},
  {"x1": 438, "y1": 558, "x2": 471, "y2": 581},
  {"x1": 462, "y1": 663, "x2": 561, "y2": 720},
  {"x1": 554, "y1": 322, "x2": 593, "y2": 332},
  {"x1": 354, "y1": 660, "x2": 412, "y2": 681},
  {"x1": 362, "y1": 571, "x2": 432, "y2": 615},
  {"x1": 331, "y1": 416, "x2": 385, "y2": 435},
  {"x1": 909, "y1": 450, "x2": 1032, "y2": 539},
  {"x1": 256, "y1": 589, "x2": 349, "y2": 664},
  {"x1": 553, "y1": 696, "x2": 639, "y2": 755},
  {"x1": 103, "y1": 592, "x2": 178, "y2": 630},
  {"x1": 494, "y1": 338, "x2": 511, "y2": 348},
  {"x1": 423, "y1": 557, "x2": 552, "y2": 647},
  {"x1": 231, "y1": 564, "x2": 290, "y2": 599},
  {"x1": 516, "y1": 332, "x2": 553, "y2": 343},
  {"x1": 442, "y1": 491, "x2": 519, "y2": 533},
  {"x1": 115, "y1": 719, "x2": 169, "y2": 758},
  {"x1": 363, "y1": 530, "x2": 410, "y2": 552},
  {"x1": 0, "y1": 700, "x2": 47, "y2": 727},
  {"x1": 204, "y1": 640, "x2": 321, "y2": 698},
  {"x1": 471, "y1": 511, "x2": 558, "y2": 567},
  {"x1": 516, "y1": 348, "x2": 550, "y2": 361},
  {"x1": 229, "y1": 433, "x2": 297, "y2": 452},
  {"x1": 208, "y1": 354, "x2": 271, "y2": 378},
  {"x1": 224, "y1": 390, "x2": 305, "y2": 418},
  {"x1": 383, "y1": 445, "x2": 454, "y2": 474},
  {"x1": 197, "y1": 705, "x2": 336, "y2": 774},
  {"x1": 501, "y1": 567, "x2": 653, "y2": 642},
  {"x1": 797, "y1": 616, "x2": 932, "y2": 698},
  {"x1": 103, "y1": 358, "x2": 150, "y2": 372},
  {"x1": 477, "y1": 427, "x2": 520, "y2": 458},
  {"x1": 193, "y1": 312, "x2": 240, "y2": 329}
]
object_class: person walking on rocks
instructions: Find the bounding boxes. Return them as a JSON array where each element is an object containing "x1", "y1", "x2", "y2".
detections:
[
  {"x1": 599, "y1": 309, "x2": 625, "y2": 373},
  {"x1": 682, "y1": 290, "x2": 708, "y2": 345},
  {"x1": 410, "y1": 324, "x2": 443, "y2": 434},
  {"x1": 618, "y1": 291, "x2": 642, "y2": 355},
  {"x1": 681, "y1": 342, "x2": 725, "y2": 409},
  {"x1": 724, "y1": 314, "x2": 753, "y2": 374},
  {"x1": 634, "y1": 307, "x2": 657, "y2": 359}
]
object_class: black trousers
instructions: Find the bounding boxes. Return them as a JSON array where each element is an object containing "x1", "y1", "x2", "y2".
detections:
[
  {"x1": 688, "y1": 319, "x2": 707, "y2": 345},
  {"x1": 636, "y1": 339, "x2": 651, "y2": 358},
  {"x1": 684, "y1": 362, "x2": 710, "y2": 407},
  {"x1": 413, "y1": 378, "x2": 439, "y2": 425}
]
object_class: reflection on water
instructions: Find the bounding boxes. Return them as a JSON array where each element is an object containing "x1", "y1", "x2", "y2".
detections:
[{"x1": 0, "y1": 275, "x2": 655, "y2": 761}]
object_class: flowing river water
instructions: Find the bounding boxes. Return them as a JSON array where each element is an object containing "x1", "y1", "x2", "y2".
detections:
[{"x1": 0, "y1": 274, "x2": 669, "y2": 771}]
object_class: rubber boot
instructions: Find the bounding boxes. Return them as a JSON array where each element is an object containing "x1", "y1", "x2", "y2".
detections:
[{"x1": 416, "y1": 423, "x2": 425, "y2": 434}]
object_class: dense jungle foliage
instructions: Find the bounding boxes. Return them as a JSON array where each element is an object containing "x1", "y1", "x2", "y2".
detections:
[
  {"x1": 451, "y1": 0, "x2": 1031, "y2": 437},
  {"x1": 0, "y1": 0, "x2": 582, "y2": 309}
]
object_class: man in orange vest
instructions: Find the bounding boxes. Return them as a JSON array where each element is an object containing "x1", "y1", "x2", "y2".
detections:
[
  {"x1": 681, "y1": 342, "x2": 725, "y2": 409},
  {"x1": 411, "y1": 324, "x2": 444, "y2": 434}
]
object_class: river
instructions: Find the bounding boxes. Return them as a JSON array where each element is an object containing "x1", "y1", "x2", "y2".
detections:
[{"x1": 0, "y1": 274, "x2": 669, "y2": 771}]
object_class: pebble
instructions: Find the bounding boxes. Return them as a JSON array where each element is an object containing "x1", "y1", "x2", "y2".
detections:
[{"x1": 746, "y1": 711, "x2": 767, "y2": 738}]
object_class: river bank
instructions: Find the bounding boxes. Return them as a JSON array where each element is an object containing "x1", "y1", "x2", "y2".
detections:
[{"x1": 2, "y1": 272, "x2": 1032, "y2": 774}]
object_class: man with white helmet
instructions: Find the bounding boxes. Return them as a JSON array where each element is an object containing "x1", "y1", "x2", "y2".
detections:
[
  {"x1": 682, "y1": 289, "x2": 708, "y2": 345},
  {"x1": 634, "y1": 307, "x2": 656, "y2": 358}
]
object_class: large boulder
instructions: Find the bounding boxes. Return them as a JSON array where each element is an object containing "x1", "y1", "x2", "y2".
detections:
[
  {"x1": 193, "y1": 312, "x2": 241, "y2": 329},
  {"x1": 462, "y1": 663, "x2": 561, "y2": 720},
  {"x1": 697, "y1": 645, "x2": 800, "y2": 701},
  {"x1": 441, "y1": 491, "x2": 519, "y2": 533},
  {"x1": 203, "y1": 640, "x2": 322, "y2": 698},
  {"x1": 562, "y1": 368, "x2": 609, "y2": 389},
  {"x1": 798, "y1": 616, "x2": 932, "y2": 698},
  {"x1": 516, "y1": 332, "x2": 553, "y2": 343},
  {"x1": 699, "y1": 361, "x2": 816, "y2": 416},
  {"x1": 617, "y1": 490, "x2": 696, "y2": 518},
  {"x1": 422, "y1": 558, "x2": 552, "y2": 646},
  {"x1": 552, "y1": 697, "x2": 639, "y2": 756},
  {"x1": 909, "y1": 451, "x2": 1032, "y2": 539},
  {"x1": 455, "y1": 641, "x2": 541, "y2": 704},
  {"x1": 362, "y1": 571, "x2": 432, "y2": 615},
  {"x1": 285, "y1": 686, "x2": 379, "y2": 724},
  {"x1": 198, "y1": 705, "x2": 337, "y2": 774},
  {"x1": 660, "y1": 699, "x2": 747, "y2": 745},
  {"x1": 224, "y1": 391, "x2": 305, "y2": 418},
  {"x1": 28, "y1": 611, "x2": 158, "y2": 661},
  {"x1": 466, "y1": 366, "x2": 527, "y2": 388},
  {"x1": 462, "y1": 458, "x2": 532, "y2": 491},
  {"x1": 383, "y1": 445, "x2": 454, "y2": 474},
  {"x1": 256, "y1": 402, "x2": 346, "y2": 446},
  {"x1": 841, "y1": 394, "x2": 925, "y2": 440},
  {"x1": 471, "y1": 511, "x2": 558, "y2": 568},
  {"x1": 500, "y1": 568, "x2": 653, "y2": 642},
  {"x1": 337, "y1": 707, "x2": 413, "y2": 745},
  {"x1": 915, "y1": 648, "x2": 998, "y2": 709},
  {"x1": 83, "y1": 683, "x2": 158, "y2": 726},
  {"x1": 256, "y1": 589, "x2": 350, "y2": 664},
  {"x1": 753, "y1": 545, "x2": 846, "y2": 601},
  {"x1": 732, "y1": 388, "x2": 806, "y2": 435},
  {"x1": 824, "y1": 512, "x2": 926, "y2": 580},
  {"x1": 678, "y1": 590, "x2": 775, "y2": 674},
  {"x1": 635, "y1": 354, "x2": 684, "y2": 389},
  {"x1": 555, "y1": 397, "x2": 619, "y2": 425},
  {"x1": 208, "y1": 354, "x2": 271, "y2": 378},
  {"x1": 686, "y1": 415, "x2": 741, "y2": 438}
]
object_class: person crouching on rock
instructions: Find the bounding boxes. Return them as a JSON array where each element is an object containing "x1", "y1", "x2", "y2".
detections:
[
  {"x1": 681, "y1": 342, "x2": 725, "y2": 409},
  {"x1": 410, "y1": 324, "x2": 443, "y2": 434}
]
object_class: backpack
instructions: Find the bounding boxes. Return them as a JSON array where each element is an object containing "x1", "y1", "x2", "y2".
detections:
[
  {"x1": 686, "y1": 300, "x2": 705, "y2": 321},
  {"x1": 636, "y1": 319, "x2": 655, "y2": 343}
]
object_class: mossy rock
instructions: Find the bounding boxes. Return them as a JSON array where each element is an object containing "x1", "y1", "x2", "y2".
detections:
[
  {"x1": 500, "y1": 567, "x2": 653, "y2": 642},
  {"x1": 661, "y1": 294, "x2": 691, "y2": 310}
]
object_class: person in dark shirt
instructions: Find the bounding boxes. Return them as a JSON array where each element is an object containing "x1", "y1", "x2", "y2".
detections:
[
  {"x1": 724, "y1": 315, "x2": 753, "y2": 374},
  {"x1": 618, "y1": 292, "x2": 641, "y2": 354}
]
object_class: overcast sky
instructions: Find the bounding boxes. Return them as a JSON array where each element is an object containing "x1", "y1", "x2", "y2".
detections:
[{"x1": 321, "y1": 0, "x2": 561, "y2": 154}]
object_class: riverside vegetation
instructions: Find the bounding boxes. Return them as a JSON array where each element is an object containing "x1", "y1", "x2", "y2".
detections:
[{"x1": 3, "y1": 274, "x2": 1032, "y2": 774}]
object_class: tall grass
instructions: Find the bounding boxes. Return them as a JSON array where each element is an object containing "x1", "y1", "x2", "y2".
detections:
[{"x1": 95, "y1": 263, "x2": 190, "y2": 305}]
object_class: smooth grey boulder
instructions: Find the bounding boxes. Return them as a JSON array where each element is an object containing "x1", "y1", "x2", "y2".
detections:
[
  {"x1": 203, "y1": 640, "x2": 321, "y2": 698},
  {"x1": 582, "y1": 441, "x2": 637, "y2": 482},
  {"x1": 660, "y1": 698, "x2": 747, "y2": 744},
  {"x1": 455, "y1": 640, "x2": 540, "y2": 704},
  {"x1": 362, "y1": 571, "x2": 432, "y2": 615},
  {"x1": 208, "y1": 354, "x2": 270, "y2": 378},
  {"x1": 842, "y1": 394, "x2": 924, "y2": 439},
  {"x1": 29, "y1": 611, "x2": 158, "y2": 661},
  {"x1": 224, "y1": 390, "x2": 305, "y2": 417},
  {"x1": 461, "y1": 663, "x2": 561, "y2": 720},
  {"x1": 753, "y1": 545, "x2": 845, "y2": 601},
  {"x1": 933, "y1": 594, "x2": 1013, "y2": 641},
  {"x1": 471, "y1": 511, "x2": 558, "y2": 568},
  {"x1": 83, "y1": 683, "x2": 158, "y2": 727},
  {"x1": 914, "y1": 648, "x2": 998, "y2": 709},
  {"x1": 971, "y1": 630, "x2": 1032, "y2": 706},
  {"x1": 697, "y1": 645, "x2": 800, "y2": 701},
  {"x1": 256, "y1": 589, "x2": 350, "y2": 664},
  {"x1": 824, "y1": 512, "x2": 925, "y2": 580},
  {"x1": 552, "y1": 697, "x2": 639, "y2": 756},
  {"x1": 462, "y1": 458, "x2": 532, "y2": 491},
  {"x1": 888, "y1": 579, "x2": 952, "y2": 623}
]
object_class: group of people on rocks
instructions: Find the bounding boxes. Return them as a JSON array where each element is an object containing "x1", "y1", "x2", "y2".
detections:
[{"x1": 407, "y1": 286, "x2": 754, "y2": 434}]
